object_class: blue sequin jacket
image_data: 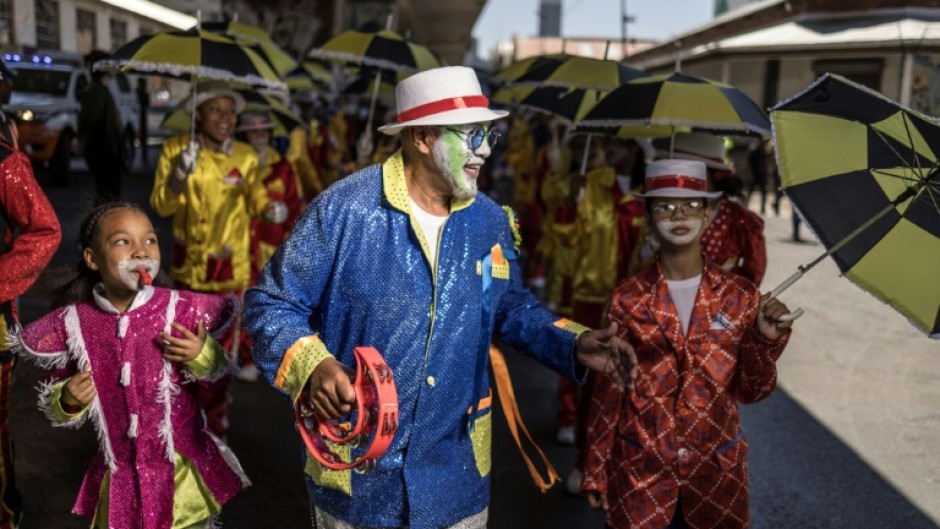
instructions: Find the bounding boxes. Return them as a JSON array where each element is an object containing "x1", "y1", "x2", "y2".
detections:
[{"x1": 244, "y1": 151, "x2": 588, "y2": 529}]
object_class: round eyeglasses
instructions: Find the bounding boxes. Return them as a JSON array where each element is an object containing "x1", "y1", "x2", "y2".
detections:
[
  {"x1": 443, "y1": 126, "x2": 501, "y2": 151},
  {"x1": 650, "y1": 199, "x2": 706, "y2": 218}
]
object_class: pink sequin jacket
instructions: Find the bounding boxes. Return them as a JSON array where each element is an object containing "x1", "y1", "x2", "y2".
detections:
[{"x1": 12, "y1": 286, "x2": 248, "y2": 529}]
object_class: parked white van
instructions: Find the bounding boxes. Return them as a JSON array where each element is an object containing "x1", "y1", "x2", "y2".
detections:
[{"x1": 2, "y1": 51, "x2": 140, "y2": 182}]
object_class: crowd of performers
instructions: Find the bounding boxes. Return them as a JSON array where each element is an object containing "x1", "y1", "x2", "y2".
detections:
[{"x1": 1, "y1": 63, "x2": 794, "y2": 529}]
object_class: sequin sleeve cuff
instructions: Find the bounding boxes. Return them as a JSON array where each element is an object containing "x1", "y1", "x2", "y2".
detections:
[
  {"x1": 185, "y1": 336, "x2": 230, "y2": 382},
  {"x1": 274, "y1": 335, "x2": 333, "y2": 403},
  {"x1": 39, "y1": 379, "x2": 89, "y2": 427}
]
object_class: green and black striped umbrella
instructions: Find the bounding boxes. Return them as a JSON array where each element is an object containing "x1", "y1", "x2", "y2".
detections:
[
  {"x1": 771, "y1": 73, "x2": 940, "y2": 338},
  {"x1": 580, "y1": 71, "x2": 770, "y2": 136},
  {"x1": 96, "y1": 28, "x2": 285, "y2": 90},
  {"x1": 308, "y1": 27, "x2": 442, "y2": 73}
]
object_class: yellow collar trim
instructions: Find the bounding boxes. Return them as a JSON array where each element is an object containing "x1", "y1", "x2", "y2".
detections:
[{"x1": 382, "y1": 150, "x2": 476, "y2": 214}]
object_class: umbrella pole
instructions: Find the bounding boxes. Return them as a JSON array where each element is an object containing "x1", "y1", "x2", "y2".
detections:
[
  {"x1": 364, "y1": 13, "x2": 395, "y2": 140},
  {"x1": 579, "y1": 134, "x2": 593, "y2": 176},
  {"x1": 189, "y1": 10, "x2": 202, "y2": 141},
  {"x1": 365, "y1": 69, "x2": 381, "y2": 135}
]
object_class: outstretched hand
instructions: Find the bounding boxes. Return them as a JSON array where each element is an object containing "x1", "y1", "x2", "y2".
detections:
[
  {"x1": 307, "y1": 358, "x2": 357, "y2": 420},
  {"x1": 575, "y1": 322, "x2": 638, "y2": 390}
]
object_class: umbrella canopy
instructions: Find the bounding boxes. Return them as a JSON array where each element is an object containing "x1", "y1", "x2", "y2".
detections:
[
  {"x1": 309, "y1": 27, "x2": 442, "y2": 73},
  {"x1": 493, "y1": 84, "x2": 606, "y2": 125},
  {"x1": 580, "y1": 71, "x2": 770, "y2": 137},
  {"x1": 162, "y1": 88, "x2": 303, "y2": 136},
  {"x1": 771, "y1": 73, "x2": 940, "y2": 338},
  {"x1": 200, "y1": 20, "x2": 297, "y2": 76},
  {"x1": 96, "y1": 28, "x2": 285, "y2": 90},
  {"x1": 492, "y1": 54, "x2": 569, "y2": 86},
  {"x1": 506, "y1": 55, "x2": 647, "y2": 91},
  {"x1": 302, "y1": 60, "x2": 336, "y2": 85}
]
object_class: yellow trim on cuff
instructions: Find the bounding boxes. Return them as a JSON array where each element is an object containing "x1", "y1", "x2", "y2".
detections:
[
  {"x1": 49, "y1": 382, "x2": 89, "y2": 421},
  {"x1": 553, "y1": 318, "x2": 591, "y2": 335},
  {"x1": 274, "y1": 335, "x2": 333, "y2": 402},
  {"x1": 184, "y1": 336, "x2": 228, "y2": 379}
]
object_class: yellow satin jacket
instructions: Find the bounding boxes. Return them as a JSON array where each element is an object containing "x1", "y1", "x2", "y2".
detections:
[
  {"x1": 573, "y1": 166, "x2": 620, "y2": 305},
  {"x1": 151, "y1": 134, "x2": 268, "y2": 292},
  {"x1": 537, "y1": 146, "x2": 578, "y2": 314},
  {"x1": 288, "y1": 127, "x2": 324, "y2": 198}
]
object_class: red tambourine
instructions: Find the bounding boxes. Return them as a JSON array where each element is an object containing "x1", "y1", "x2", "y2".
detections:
[{"x1": 296, "y1": 346, "x2": 398, "y2": 473}]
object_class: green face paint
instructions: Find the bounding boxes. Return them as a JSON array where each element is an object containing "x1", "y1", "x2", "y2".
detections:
[{"x1": 433, "y1": 128, "x2": 476, "y2": 199}]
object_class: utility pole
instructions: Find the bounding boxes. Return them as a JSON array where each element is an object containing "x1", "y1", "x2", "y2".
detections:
[{"x1": 621, "y1": 0, "x2": 636, "y2": 60}]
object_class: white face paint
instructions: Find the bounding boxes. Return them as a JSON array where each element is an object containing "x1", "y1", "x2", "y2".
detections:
[
  {"x1": 431, "y1": 126, "x2": 490, "y2": 200},
  {"x1": 655, "y1": 218, "x2": 704, "y2": 247},
  {"x1": 116, "y1": 258, "x2": 160, "y2": 291}
]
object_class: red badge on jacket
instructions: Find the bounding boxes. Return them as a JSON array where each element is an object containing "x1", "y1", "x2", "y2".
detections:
[{"x1": 224, "y1": 168, "x2": 243, "y2": 185}]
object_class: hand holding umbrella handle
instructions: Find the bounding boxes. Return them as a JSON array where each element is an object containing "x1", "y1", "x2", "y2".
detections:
[{"x1": 769, "y1": 269, "x2": 805, "y2": 322}]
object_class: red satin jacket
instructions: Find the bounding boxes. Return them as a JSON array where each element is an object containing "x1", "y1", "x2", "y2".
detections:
[{"x1": 583, "y1": 260, "x2": 789, "y2": 529}]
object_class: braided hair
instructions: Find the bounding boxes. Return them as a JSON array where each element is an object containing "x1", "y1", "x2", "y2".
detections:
[{"x1": 40, "y1": 202, "x2": 170, "y2": 308}]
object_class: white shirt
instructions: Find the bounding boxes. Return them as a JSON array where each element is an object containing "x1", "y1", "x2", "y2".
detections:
[
  {"x1": 666, "y1": 274, "x2": 702, "y2": 336},
  {"x1": 410, "y1": 197, "x2": 448, "y2": 264}
]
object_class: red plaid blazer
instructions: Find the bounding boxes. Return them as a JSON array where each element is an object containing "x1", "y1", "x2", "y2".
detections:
[{"x1": 583, "y1": 260, "x2": 789, "y2": 529}]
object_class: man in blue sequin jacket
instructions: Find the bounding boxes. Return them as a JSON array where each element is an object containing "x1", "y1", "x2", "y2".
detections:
[{"x1": 244, "y1": 66, "x2": 636, "y2": 529}]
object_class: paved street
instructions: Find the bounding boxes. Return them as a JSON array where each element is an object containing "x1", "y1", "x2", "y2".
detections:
[{"x1": 9, "y1": 151, "x2": 940, "y2": 528}]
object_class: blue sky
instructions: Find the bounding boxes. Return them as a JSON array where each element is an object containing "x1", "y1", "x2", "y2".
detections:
[{"x1": 472, "y1": 0, "x2": 715, "y2": 58}]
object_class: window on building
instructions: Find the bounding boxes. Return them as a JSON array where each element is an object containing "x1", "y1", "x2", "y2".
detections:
[
  {"x1": 110, "y1": 18, "x2": 127, "y2": 49},
  {"x1": 34, "y1": 0, "x2": 59, "y2": 50},
  {"x1": 0, "y1": 0, "x2": 13, "y2": 47},
  {"x1": 76, "y1": 8, "x2": 96, "y2": 54}
]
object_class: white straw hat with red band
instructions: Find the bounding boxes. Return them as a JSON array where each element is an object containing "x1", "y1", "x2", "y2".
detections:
[
  {"x1": 657, "y1": 132, "x2": 733, "y2": 171},
  {"x1": 378, "y1": 66, "x2": 508, "y2": 135},
  {"x1": 637, "y1": 159, "x2": 723, "y2": 199}
]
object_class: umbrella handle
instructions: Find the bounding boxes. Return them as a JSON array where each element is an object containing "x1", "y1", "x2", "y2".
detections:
[
  {"x1": 778, "y1": 307, "x2": 804, "y2": 322},
  {"x1": 768, "y1": 269, "x2": 805, "y2": 322}
]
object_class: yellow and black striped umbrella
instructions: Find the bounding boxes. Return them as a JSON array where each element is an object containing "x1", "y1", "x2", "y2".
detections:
[
  {"x1": 492, "y1": 54, "x2": 570, "y2": 86},
  {"x1": 493, "y1": 84, "x2": 603, "y2": 124},
  {"x1": 506, "y1": 55, "x2": 646, "y2": 91},
  {"x1": 580, "y1": 71, "x2": 770, "y2": 136},
  {"x1": 771, "y1": 73, "x2": 940, "y2": 338},
  {"x1": 302, "y1": 60, "x2": 335, "y2": 85},
  {"x1": 97, "y1": 28, "x2": 285, "y2": 90},
  {"x1": 201, "y1": 20, "x2": 297, "y2": 76},
  {"x1": 309, "y1": 27, "x2": 442, "y2": 73}
]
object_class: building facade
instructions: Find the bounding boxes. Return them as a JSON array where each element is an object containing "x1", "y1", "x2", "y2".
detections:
[
  {"x1": 0, "y1": 0, "x2": 191, "y2": 55},
  {"x1": 628, "y1": 0, "x2": 940, "y2": 113}
]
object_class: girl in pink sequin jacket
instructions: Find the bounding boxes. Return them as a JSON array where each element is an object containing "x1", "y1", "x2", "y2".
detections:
[{"x1": 10, "y1": 203, "x2": 248, "y2": 529}]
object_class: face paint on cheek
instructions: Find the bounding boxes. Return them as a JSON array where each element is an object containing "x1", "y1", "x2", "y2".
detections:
[{"x1": 434, "y1": 132, "x2": 472, "y2": 191}]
